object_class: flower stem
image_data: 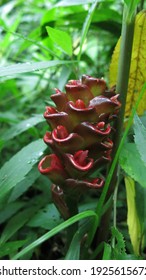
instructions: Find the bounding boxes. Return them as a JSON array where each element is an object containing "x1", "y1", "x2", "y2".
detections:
[
  {"x1": 115, "y1": 3, "x2": 136, "y2": 142},
  {"x1": 93, "y1": 3, "x2": 137, "y2": 254},
  {"x1": 65, "y1": 196, "x2": 78, "y2": 248}
]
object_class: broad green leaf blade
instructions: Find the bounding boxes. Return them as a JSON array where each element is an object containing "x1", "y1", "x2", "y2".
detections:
[
  {"x1": 46, "y1": 27, "x2": 72, "y2": 56},
  {"x1": 0, "y1": 139, "x2": 46, "y2": 200},
  {"x1": 65, "y1": 232, "x2": 80, "y2": 260},
  {"x1": 119, "y1": 143, "x2": 146, "y2": 188},
  {"x1": 0, "y1": 240, "x2": 27, "y2": 258},
  {"x1": 27, "y1": 203, "x2": 63, "y2": 230},
  {"x1": 8, "y1": 167, "x2": 40, "y2": 202},
  {"x1": 0, "y1": 208, "x2": 38, "y2": 244},
  {"x1": 0, "y1": 60, "x2": 76, "y2": 77},
  {"x1": 134, "y1": 114, "x2": 146, "y2": 167},
  {"x1": 0, "y1": 112, "x2": 18, "y2": 124},
  {"x1": 0, "y1": 195, "x2": 47, "y2": 244},
  {"x1": 78, "y1": 0, "x2": 99, "y2": 61},
  {"x1": 1, "y1": 115, "x2": 44, "y2": 143},
  {"x1": 125, "y1": 176, "x2": 142, "y2": 255},
  {"x1": 12, "y1": 210, "x2": 97, "y2": 260},
  {"x1": 0, "y1": 201, "x2": 26, "y2": 224}
]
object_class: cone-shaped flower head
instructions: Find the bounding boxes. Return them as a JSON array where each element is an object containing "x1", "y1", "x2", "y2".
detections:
[{"x1": 38, "y1": 75, "x2": 120, "y2": 198}]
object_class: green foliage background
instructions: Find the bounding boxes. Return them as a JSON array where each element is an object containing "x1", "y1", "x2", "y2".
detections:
[{"x1": 0, "y1": 0, "x2": 146, "y2": 260}]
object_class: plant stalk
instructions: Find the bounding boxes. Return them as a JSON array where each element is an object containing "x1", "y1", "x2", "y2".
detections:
[
  {"x1": 94, "y1": 3, "x2": 137, "y2": 254},
  {"x1": 65, "y1": 196, "x2": 78, "y2": 249}
]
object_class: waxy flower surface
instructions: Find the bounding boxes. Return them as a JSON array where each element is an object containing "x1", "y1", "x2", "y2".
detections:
[{"x1": 38, "y1": 75, "x2": 120, "y2": 215}]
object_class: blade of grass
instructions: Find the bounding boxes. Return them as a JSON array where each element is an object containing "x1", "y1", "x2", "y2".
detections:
[
  {"x1": 0, "y1": 60, "x2": 77, "y2": 77},
  {"x1": 0, "y1": 28, "x2": 61, "y2": 59},
  {"x1": 12, "y1": 210, "x2": 98, "y2": 260},
  {"x1": 77, "y1": 0, "x2": 99, "y2": 61}
]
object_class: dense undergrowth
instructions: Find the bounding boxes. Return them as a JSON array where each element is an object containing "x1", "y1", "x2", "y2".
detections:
[{"x1": 0, "y1": 0, "x2": 146, "y2": 260}]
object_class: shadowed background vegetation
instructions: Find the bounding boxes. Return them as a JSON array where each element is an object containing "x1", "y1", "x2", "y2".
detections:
[{"x1": 0, "y1": 0, "x2": 146, "y2": 260}]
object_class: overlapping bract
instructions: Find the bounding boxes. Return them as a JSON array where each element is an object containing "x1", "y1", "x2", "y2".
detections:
[{"x1": 38, "y1": 75, "x2": 120, "y2": 197}]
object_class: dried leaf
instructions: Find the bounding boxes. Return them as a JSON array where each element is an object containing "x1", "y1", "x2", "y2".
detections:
[
  {"x1": 125, "y1": 176, "x2": 142, "y2": 255},
  {"x1": 109, "y1": 10, "x2": 146, "y2": 117}
]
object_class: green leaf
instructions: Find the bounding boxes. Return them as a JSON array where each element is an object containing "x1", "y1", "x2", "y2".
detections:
[
  {"x1": 135, "y1": 183, "x2": 146, "y2": 227},
  {"x1": 102, "y1": 243, "x2": 111, "y2": 260},
  {"x1": 0, "y1": 240, "x2": 27, "y2": 258},
  {"x1": 12, "y1": 210, "x2": 98, "y2": 260},
  {"x1": 27, "y1": 203, "x2": 63, "y2": 230},
  {"x1": 119, "y1": 143, "x2": 146, "y2": 188},
  {"x1": 65, "y1": 219, "x2": 92, "y2": 260},
  {"x1": 78, "y1": 0, "x2": 98, "y2": 60},
  {"x1": 0, "y1": 139, "x2": 46, "y2": 200},
  {"x1": 124, "y1": 0, "x2": 140, "y2": 8},
  {"x1": 56, "y1": 0, "x2": 94, "y2": 6},
  {"x1": 0, "y1": 13, "x2": 22, "y2": 51},
  {"x1": 0, "y1": 112, "x2": 18, "y2": 124},
  {"x1": 134, "y1": 114, "x2": 146, "y2": 167},
  {"x1": 125, "y1": 176, "x2": 142, "y2": 255},
  {"x1": 8, "y1": 167, "x2": 40, "y2": 202},
  {"x1": 135, "y1": 183, "x2": 146, "y2": 253},
  {"x1": 0, "y1": 195, "x2": 47, "y2": 244},
  {"x1": 1, "y1": 115, "x2": 44, "y2": 143},
  {"x1": 124, "y1": 0, "x2": 140, "y2": 21},
  {"x1": 111, "y1": 226, "x2": 126, "y2": 259},
  {"x1": 0, "y1": 60, "x2": 76, "y2": 77},
  {"x1": 46, "y1": 27, "x2": 72, "y2": 56},
  {"x1": 0, "y1": 208, "x2": 38, "y2": 244},
  {"x1": 65, "y1": 232, "x2": 80, "y2": 260},
  {"x1": 58, "y1": 65, "x2": 72, "y2": 91},
  {"x1": 0, "y1": 201, "x2": 26, "y2": 224}
]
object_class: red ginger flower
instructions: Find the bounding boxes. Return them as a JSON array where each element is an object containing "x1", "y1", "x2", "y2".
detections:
[{"x1": 38, "y1": 75, "x2": 120, "y2": 215}]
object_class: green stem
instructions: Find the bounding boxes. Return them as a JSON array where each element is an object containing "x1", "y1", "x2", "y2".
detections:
[
  {"x1": 116, "y1": 3, "x2": 136, "y2": 141},
  {"x1": 94, "y1": 3, "x2": 137, "y2": 254},
  {"x1": 139, "y1": 0, "x2": 145, "y2": 10},
  {"x1": 112, "y1": 165, "x2": 120, "y2": 248},
  {"x1": 85, "y1": 3, "x2": 138, "y2": 255}
]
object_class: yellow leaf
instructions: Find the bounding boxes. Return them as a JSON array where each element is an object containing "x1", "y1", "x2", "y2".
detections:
[
  {"x1": 109, "y1": 11, "x2": 146, "y2": 117},
  {"x1": 125, "y1": 176, "x2": 142, "y2": 255}
]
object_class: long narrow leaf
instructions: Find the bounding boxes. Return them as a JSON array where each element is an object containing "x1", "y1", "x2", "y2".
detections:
[
  {"x1": 1, "y1": 115, "x2": 44, "y2": 143},
  {"x1": 0, "y1": 139, "x2": 46, "y2": 199},
  {"x1": 12, "y1": 210, "x2": 98, "y2": 260},
  {"x1": 0, "y1": 60, "x2": 77, "y2": 77},
  {"x1": 77, "y1": 0, "x2": 99, "y2": 61}
]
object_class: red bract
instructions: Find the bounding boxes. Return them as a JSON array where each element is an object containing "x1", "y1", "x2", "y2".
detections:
[
  {"x1": 38, "y1": 75, "x2": 121, "y2": 215},
  {"x1": 64, "y1": 150, "x2": 94, "y2": 178},
  {"x1": 38, "y1": 154, "x2": 68, "y2": 184}
]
